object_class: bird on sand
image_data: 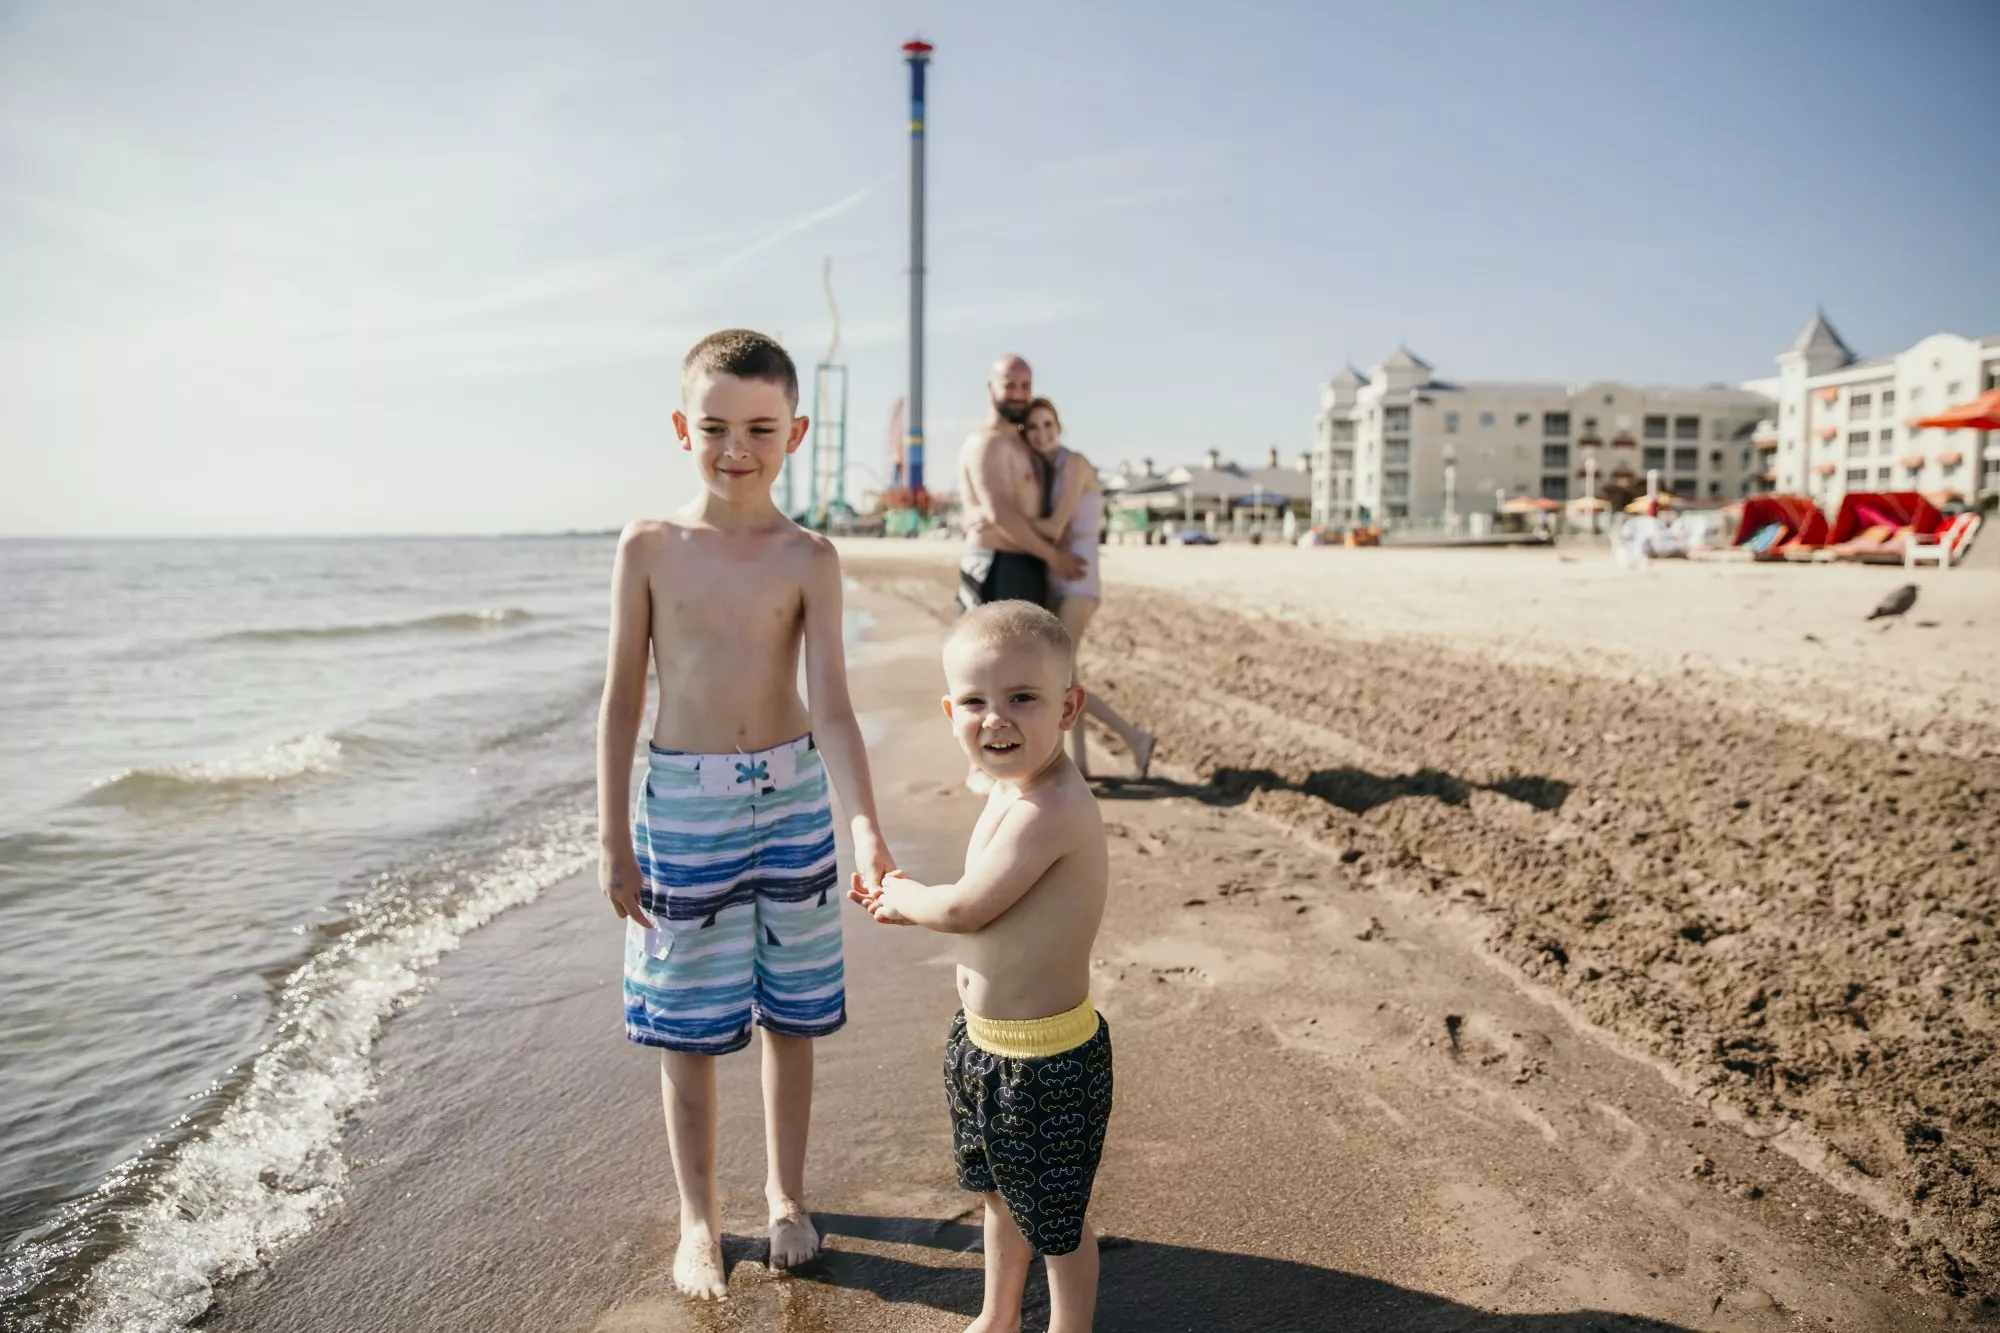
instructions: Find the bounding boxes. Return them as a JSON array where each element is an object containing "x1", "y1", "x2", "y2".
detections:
[{"x1": 1867, "y1": 584, "x2": 1919, "y2": 621}]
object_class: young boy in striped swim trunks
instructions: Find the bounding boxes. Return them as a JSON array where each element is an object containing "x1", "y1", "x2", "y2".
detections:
[
  {"x1": 597, "y1": 329, "x2": 896, "y2": 1301},
  {"x1": 851, "y1": 601, "x2": 1113, "y2": 1333}
]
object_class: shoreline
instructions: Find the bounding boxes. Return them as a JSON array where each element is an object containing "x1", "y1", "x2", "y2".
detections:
[{"x1": 191, "y1": 558, "x2": 1963, "y2": 1330}]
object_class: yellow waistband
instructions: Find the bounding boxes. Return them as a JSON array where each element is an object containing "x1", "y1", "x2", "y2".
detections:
[{"x1": 964, "y1": 999, "x2": 1099, "y2": 1060}]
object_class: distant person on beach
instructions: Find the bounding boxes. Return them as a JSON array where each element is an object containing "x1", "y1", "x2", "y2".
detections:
[
  {"x1": 850, "y1": 602, "x2": 1113, "y2": 1333},
  {"x1": 1022, "y1": 396, "x2": 1156, "y2": 781},
  {"x1": 957, "y1": 354, "x2": 1086, "y2": 613},
  {"x1": 597, "y1": 329, "x2": 896, "y2": 1300}
]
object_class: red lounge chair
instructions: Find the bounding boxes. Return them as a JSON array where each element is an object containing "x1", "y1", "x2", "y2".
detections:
[{"x1": 1733, "y1": 495, "x2": 1827, "y2": 561}]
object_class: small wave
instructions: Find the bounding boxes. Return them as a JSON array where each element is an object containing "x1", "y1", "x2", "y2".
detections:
[
  {"x1": 83, "y1": 735, "x2": 344, "y2": 807},
  {"x1": 25, "y1": 811, "x2": 596, "y2": 1333},
  {"x1": 215, "y1": 608, "x2": 533, "y2": 644}
]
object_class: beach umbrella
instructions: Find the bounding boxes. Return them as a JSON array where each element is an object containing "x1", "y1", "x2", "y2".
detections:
[
  {"x1": 1915, "y1": 389, "x2": 2000, "y2": 432},
  {"x1": 1567, "y1": 496, "x2": 1609, "y2": 513},
  {"x1": 1624, "y1": 493, "x2": 1679, "y2": 514},
  {"x1": 1501, "y1": 496, "x2": 1561, "y2": 515}
]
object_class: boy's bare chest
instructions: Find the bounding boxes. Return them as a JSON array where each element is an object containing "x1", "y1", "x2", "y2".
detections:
[{"x1": 650, "y1": 559, "x2": 803, "y2": 652}]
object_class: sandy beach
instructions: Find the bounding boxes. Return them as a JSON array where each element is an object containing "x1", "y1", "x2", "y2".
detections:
[{"x1": 199, "y1": 541, "x2": 1993, "y2": 1331}]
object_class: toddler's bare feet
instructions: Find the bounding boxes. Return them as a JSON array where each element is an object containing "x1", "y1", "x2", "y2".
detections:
[
  {"x1": 673, "y1": 1225, "x2": 727, "y2": 1300},
  {"x1": 767, "y1": 1200, "x2": 820, "y2": 1270}
]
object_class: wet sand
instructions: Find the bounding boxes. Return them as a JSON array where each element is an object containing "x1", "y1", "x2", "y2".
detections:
[{"x1": 203, "y1": 547, "x2": 1986, "y2": 1330}]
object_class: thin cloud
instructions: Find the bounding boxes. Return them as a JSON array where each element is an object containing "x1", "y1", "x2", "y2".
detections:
[{"x1": 693, "y1": 185, "x2": 877, "y2": 281}]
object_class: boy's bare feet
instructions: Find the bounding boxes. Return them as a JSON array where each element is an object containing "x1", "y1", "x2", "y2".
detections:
[
  {"x1": 767, "y1": 1200, "x2": 821, "y2": 1270},
  {"x1": 673, "y1": 1225, "x2": 727, "y2": 1300}
]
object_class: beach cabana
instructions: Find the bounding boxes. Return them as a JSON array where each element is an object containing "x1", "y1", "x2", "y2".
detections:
[
  {"x1": 1731, "y1": 494, "x2": 1828, "y2": 561},
  {"x1": 1824, "y1": 491, "x2": 1944, "y2": 563}
]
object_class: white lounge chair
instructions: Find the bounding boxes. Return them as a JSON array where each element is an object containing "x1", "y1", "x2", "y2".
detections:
[{"x1": 1906, "y1": 512, "x2": 1982, "y2": 570}]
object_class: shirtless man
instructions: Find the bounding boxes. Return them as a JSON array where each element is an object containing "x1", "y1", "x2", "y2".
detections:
[
  {"x1": 597, "y1": 329, "x2": 895, "y2": 1300},
  {"x1": 851, "y1": 601, "x2": 1113, "y2": 1333},
  {"x1": 958, "y1": 354, "x2": 1087, "y2": 613}
]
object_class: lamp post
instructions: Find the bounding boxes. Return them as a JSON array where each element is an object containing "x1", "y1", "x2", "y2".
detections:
[{"x1": 1583, "y1": 452, "x2": 1598, "y2": 535}]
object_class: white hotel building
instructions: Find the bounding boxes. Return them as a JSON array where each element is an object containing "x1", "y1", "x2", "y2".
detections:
[
  {"x1": 1311, "y1": 348, "x2": 1767, "y2": 528},
  {"x1": 1312, "y1": 315, "x2": 2000, "y2": 528},
  {"x1": 1744, "y1": 313, "x2": 2000, "y2": 507}
]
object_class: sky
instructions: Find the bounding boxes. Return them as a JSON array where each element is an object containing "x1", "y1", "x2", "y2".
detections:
[{"x1": 2, "y1": 0, "x2": 1997, "y2": 537}]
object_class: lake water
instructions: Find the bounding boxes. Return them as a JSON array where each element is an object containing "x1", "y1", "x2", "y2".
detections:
[{"x1": 0, "y1": 535, "x2": 622, "y2": 1330}]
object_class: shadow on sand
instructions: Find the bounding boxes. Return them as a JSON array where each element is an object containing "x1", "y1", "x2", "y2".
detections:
[
  {"x1": 810, "y1": 1214, "x2": 1695, "y2": 1332},
  {"x1": 1093, "y1": 766, "x2": 1571, "y2": 817}
]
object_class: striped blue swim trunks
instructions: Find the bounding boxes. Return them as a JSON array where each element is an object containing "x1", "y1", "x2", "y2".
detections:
[{"x1": 623, "y1": 734, "x2": 845, "y2": 1054}]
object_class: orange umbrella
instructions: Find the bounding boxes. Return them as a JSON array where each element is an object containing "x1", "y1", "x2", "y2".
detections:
[{"x1": 1915, "y1": 389, "x2": 2000, "y2": 431}]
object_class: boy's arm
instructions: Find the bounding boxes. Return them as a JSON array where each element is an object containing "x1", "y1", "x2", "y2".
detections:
[
  {"x1": 596, "y1": 523, "x2": 654, "y2": 927},
  {"x1": 874, "y1": 802, "x2": 1063, "y2": 934},
  {"x1": 802, "y1": 540, "x2": 894, "y2": 889}
]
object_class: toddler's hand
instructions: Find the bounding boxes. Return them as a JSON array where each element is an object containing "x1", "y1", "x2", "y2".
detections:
[{"x1": 869, "y1": 869, "x2": 918, "y2": 925}]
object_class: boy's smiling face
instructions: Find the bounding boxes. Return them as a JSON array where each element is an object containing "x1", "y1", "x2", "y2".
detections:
[
  {"x1": 942, "y1": 634, "x2": 1084, "y2": 785},
  {"x1": 674, "y1": 371, "x2": 808, "y2": 501}
]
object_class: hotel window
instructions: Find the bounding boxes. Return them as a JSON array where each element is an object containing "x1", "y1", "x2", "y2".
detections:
[
  {"x1": 1478, "y1": 411, "x2": 1495, "y2": 427},
  {"x1": 1542, "y1": 444, "x2": 1569, "y2": 469},
  {"x1": 1947, "y1": 381, "x2": 1962, "y2": 399},
  {"x1": 1846, "y1": 467, "x2": 1868, "y2": 485},
  {"x1": 1672, "y1": 447, "x2": 1698, "y2": 471},
  {"x1": 1444, "y1": 411, "x2": 1460, "y2": 433},
  {"x1": 1384, "y1": 407, "x2": 1410, "y2": 434},
  {"x1": 1643, "y1": 415, "x2": 1668, "y2": 440},
  {"x1": 1850, "y1": 392, "x2": 1872, "y2": 419},
  {"x1": 1643, "y1": 446, "x2": 1667, "y2": 471},
  {"x1": 1541, "y1": 475, "x2": 1569, "y2": 500},
  {"x1": 1543, "y1": 412, "x2": 1570, "y2": 437},
  {"x1": 1708, "y1": 480, "x2": 1722, "y2": 498},
  {"x1": 1881, "y1": 389, "x2": 1895, "y2": 410},
  {"x1": 1846, "y1": 431, "x2": 1870, "y2": 458},
  {"x1": 1673, "y1": 416, "x2": 1700, "y2": 440},
  {"x1": 1876, "y1": 466, "x2": 1892, "y2": 484},
  {"x1": 1877, "y1": 428, "x2": 1894, "y2": 453},
  {"x1": 1514, "y1": 411, "x2": 1531, "y2": 427},
  {"x1": 1672, "y1": 475, "x2": 1698, "y2": 496},
  {"x1": 1383, "y1": 442, "x2": 1410, "y2": 466},
  {"x1": 1709, "y1": 449, "x2": 1723, "y2": 467}
]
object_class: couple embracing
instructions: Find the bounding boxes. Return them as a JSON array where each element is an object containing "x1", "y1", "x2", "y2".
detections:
[{"x1": 957, "y1": 354, "x2": 1155, "y2": 784}]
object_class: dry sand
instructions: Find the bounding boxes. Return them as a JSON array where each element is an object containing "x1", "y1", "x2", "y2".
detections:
[{"x1": 200, "y1": 542, "x2": 1992, "y2": 1331}]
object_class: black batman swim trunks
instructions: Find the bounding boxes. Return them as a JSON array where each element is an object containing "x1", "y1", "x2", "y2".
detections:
[{"x1": 944, "y1": 1004, "x2": 1114, "y2": 1256}]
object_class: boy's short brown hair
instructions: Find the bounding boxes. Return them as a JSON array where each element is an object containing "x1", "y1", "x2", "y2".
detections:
[
  {"x1": 945, "y1": 601, "x2": 1075, "y2": 684},
  {"x1": 683, "y1": 329, "x2": 799, "y2": 410}
]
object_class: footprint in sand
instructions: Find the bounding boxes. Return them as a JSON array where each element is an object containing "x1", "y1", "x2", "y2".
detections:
[{"x1": 1443, "y1": 1011, "x2": 1554, "y2": 1086}]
